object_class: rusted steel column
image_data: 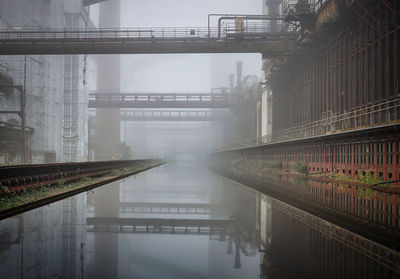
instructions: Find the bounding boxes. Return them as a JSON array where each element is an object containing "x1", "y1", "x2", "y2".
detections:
[
  {"x1": 384, "y1": 10, "x2": 390, "y2": 100},
  {"x1": 377, "y1": 21, "x2": 383, "y2": 101},
  {"x1": 374, "y1": 142, "x2": 378, "y2": 178},
  {"x1": 384, "y1": 142, "x2": 388, "y2": 181},
  {"x1": 394, "y1": 9, "x2": 399, "y2": 99},
  {"x1": 394, "y1": 141, "x2": 398, "y2": 182},
  {"x1": 351, "y1": 143, "x2": 355, "y2": 179}
]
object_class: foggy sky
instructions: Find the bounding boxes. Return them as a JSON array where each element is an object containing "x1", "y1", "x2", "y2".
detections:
[
  {"x1": 89, "y1": 0, "x2": 262, "y2": 93},
  {"x1": 88, "y1": 0, "x2": 263, "y2": 158}
]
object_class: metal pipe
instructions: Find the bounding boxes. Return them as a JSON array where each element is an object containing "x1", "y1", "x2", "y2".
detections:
[
  {"x1": 217, "y1": 15, "x2": 285, "y2": 39},
  {"x1": 208, "y1": 13, "x2": 267, "y2": 38},
  {"x1": 207, "y1": 14, "x2": 285, "y2": 39}
]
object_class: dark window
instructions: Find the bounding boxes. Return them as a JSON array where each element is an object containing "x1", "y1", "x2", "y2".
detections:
[
  {"x1": 347, "y1": 145, "x2": 353, "y2": 164},
  {"x1": 368, "y1": 143, "x2": 375, "y2": 165},
  {"x1": 361, "y1": 144, "x2": 367, "y2": 164},
  {"x1": 387, "y1": 142, "x2": 394, "y2": 165},
  {"x1": 354, "y1": 145, "x2": 359, "y2": 164},
  {"x1": 378, "y1": 143, "x2": 384, "y2": 165}
]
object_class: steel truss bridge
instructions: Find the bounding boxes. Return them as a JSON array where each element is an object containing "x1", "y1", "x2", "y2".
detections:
[
  {"x1": 0, "y1": 26, "x2": 296, "y2": 56},
  {"x1": 119, "y1": 110, "x2": 225, "y2": 122},
  {"x1": 89, "y1": 93, "x2": 236, "y2": 109},
  {"x1": 87, "y1": 202, "x2": 220, "y2": 215},
  {"x1": 86, "y1": 217, "x2": 235, "y2": 236}
]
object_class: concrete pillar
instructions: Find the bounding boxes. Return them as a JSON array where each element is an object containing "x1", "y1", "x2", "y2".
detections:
[
  {"x1": 94, "y1": 0, "x2": 121, "y2": 161},
  {"x1": 93, "y1": 1, "x2": 121, "y2": 279}
]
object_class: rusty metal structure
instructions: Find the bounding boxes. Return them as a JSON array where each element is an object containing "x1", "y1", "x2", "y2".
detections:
[
  {"x1": 260, "y1": 197, "x2": 400, "y2": 278},
  {"x1": 0, "y1": 26, "x2": 296, "y2": 56},
  {"x1": 211, "y1": 158, "x2": 400, "y2": 252},
  {"x1": 218, "y1": 0, "x2": 400, "y2": 182}
]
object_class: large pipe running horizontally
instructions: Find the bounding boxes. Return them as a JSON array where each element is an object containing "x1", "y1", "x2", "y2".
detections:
[{"x1": 207, "y1": 14, "x2": 285, "y2": 39}]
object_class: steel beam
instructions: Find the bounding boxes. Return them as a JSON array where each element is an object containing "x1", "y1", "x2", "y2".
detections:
[
  {"x1": 0, "y1": 28, "x2": 296, "y2": 56},
  {"x1": 89, "y1": 93, "x2": 237, "y2": 109}
]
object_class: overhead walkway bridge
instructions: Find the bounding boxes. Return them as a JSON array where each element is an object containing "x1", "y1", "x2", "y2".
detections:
[
  {"x1": 0, "y1": 26, "x2": 296, "y2": 56},
  {"x1": 118, "y1": 110, "x2": 225, "y2": 122},
  {"x1": 89, "y1": 93, "x2": 236, "y2": 109}
]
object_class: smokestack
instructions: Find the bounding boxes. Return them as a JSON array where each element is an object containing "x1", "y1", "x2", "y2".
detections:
[
  {"x1": 229, "y1": 73, "x2": 235, "y2": 92},
  {"x1": 236, "y1": 61, "x2": 243, "y2": 89}
]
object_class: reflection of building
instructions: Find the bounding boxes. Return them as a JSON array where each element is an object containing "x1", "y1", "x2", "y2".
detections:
[
  {"x1": 259, "y1": 194, "x2": 272, "y2": 250},
  {"x1": 259, "y1": 197, "x2": 400, "y2": 278},
  {"x1": 214, "y1": 157, "x2": 400, "y2": 238},
  {"x1": 208, "y1": 176, "x2": 260, "y2": 274},
  {"x1": 0, "y1": 194, "x2": 86, "y2": 278}
]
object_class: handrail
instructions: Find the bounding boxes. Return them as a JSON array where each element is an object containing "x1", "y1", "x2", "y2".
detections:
[
  {"x1": 0, "y1": 24, "x2": 296, "y2": 42},
  {"x1": 222, "y1": 97, "x2": 400, "y2": 149},
  {"x1": 89, "y1": 93, "x2": 236, "y2": 102}
]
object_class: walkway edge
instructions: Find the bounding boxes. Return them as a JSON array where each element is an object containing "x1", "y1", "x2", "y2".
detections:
[{"x1": 0, "y1": 162, "x2": 164, "y2": 220}]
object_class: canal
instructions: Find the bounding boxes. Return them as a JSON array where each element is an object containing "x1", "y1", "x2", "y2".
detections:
[{"x1": 0, "y1": 163, "x2": 399, "y2": 278}]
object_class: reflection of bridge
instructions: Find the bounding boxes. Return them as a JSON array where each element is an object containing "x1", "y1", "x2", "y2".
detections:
[
  {"x1": 88, "y1": 202, "x2": 219, "y2": 215},
  {"x1": 125, "y1": 122, "x2": 212, "y2": 131},
  {"x1": 87, "y1": 217, "x2": 234, "y2": 235},
  {"x1": 89, "y1": 93, "x2": 236, "y2": 109},
  {"x1": 0, "y1": 27, "x2": 296, "y2": 56},
  {"x1": 139, "y1": 191, "x2": 209, "y2": 199}
]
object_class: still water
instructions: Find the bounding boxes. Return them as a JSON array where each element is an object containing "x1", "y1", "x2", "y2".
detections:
[{"x1": 0, "y1": 163, "x2": 399, "y2": 278}]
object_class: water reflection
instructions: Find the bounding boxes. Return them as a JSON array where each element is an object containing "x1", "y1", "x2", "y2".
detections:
[
  {"x1": 86, "y1": 163, "x2": 260, "y2": 278},
  {"x1": 0, "y1": 163, "x2": 399, "y2": 278}
]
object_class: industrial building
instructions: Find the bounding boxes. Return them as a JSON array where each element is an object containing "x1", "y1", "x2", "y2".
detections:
[
  {"x1": 0, "y1": 0, "x2": 399, "y2": 277},
  {"x1": 0, "y1": 0, "x2": 90, "y2": 164}
]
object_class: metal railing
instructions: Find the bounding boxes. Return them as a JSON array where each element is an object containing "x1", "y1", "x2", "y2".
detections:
[
  {"x1": 0, "y1": 23, "x2": 296, "y2": 42},
  {"x1": 89, "y1": 93, "x2": 236, "y2": 103},
  {"x1": 283, "y1": 0, "x2": 330, "y2": 15},
  {"x1": 120, "y1": 110, "x2": 213, "y2": 118},
  {"x1": 224, "y1": 97, "x2": 400, "y2": 149}
]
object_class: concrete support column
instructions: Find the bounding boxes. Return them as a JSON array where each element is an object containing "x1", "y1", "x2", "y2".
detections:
[
  {"x1": 93, "y1": 1, "x2": 121, "y2": 279},
  {"x1": 94, "y1": 0, "x2": 121, "y2": 161}
]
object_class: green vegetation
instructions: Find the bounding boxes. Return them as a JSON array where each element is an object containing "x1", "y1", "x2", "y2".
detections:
[
  {"x1": 329, "y1": 172, "x2": 348, "y2": 181},
  {"x1": 359, "y1": 171, "x2": 383, "y2": 185},
  {"x1": 293, "y1": 162, "x2": 308, "y2": 174},
  {"x1": 329, "y1": 170, "x2": 385, "y2": 186},
  {"x1": 270, "y1": 161, "x2": 282, "y2": 169},
  {"x1": 358, "y1": 186, "x2": 376, "y2": 198},
  {"x1": 0, "y1": 183, "x2": 71, "y2": 211},
  {"x1": 0, "y1": 161, "x2": 162, "y2": 213}
]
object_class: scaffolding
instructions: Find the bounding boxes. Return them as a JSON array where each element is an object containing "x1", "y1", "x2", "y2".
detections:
[{"x1": 0, "y1": 0, "x2": 89, "y2": 164}]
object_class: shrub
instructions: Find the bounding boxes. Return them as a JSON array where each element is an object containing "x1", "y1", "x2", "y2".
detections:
[
  {"x1": 293, "y1": 162, "x2": 308, "y2": 174},
  {"x1": 270, "y1": 161, "x2": 282, "y2": 169},
  {"x1": 359, "y1": 171, "x2": 383, "y2": 185},
  {"x1": 329, "y1": 172, "x2": 347, "y2": 181}
]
